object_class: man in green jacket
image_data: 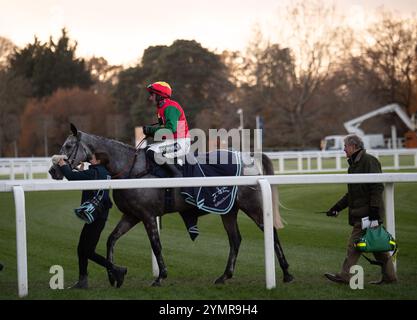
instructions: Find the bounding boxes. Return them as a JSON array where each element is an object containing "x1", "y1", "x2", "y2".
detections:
[{"x1": 324, "y1": 134, "x2": 397, "y2": 285}]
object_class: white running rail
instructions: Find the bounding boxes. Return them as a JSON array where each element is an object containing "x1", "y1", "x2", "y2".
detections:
[
  {"x1": 0, "y1": 158, "x2": 52, "y2": 180},
  {"x1": 2, "y1": 149, "x2": 416, "y2": 180},
  {"x1": 265, "y1": 149, "x2": 417, "y2": 173},
  {"x1": 1, "y1": 172, "x2": 417, "y2": 297}
]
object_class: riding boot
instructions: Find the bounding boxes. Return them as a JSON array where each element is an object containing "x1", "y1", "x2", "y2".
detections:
[
  {"x1": 162, "y1": 163, "x2": 182, "y2": 178},
  {"x1": 68, "y1": 274, "x2": 88, "y2": 289},
  {"x1": 109, "y1": 265, "x2": 127, "y2": 288}
]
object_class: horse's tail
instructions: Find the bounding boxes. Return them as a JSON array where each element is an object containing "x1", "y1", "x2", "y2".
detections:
[{"x1": 261, "y1": 153, "x2": 284, "y2": 229}]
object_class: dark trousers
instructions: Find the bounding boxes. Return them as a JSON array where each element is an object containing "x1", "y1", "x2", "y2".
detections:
[{"x1": 77, "y1": 215, "x2": 112, "y2": 276}]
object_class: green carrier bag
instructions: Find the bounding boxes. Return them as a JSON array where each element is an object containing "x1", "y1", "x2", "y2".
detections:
[{"x1": 354, "y1": 225, "x2": 397, "y2": 253}]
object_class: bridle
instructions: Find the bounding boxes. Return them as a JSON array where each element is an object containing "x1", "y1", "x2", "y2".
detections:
[{"x1": 65, "y1": 135, "x2": 93, "y2": 169}]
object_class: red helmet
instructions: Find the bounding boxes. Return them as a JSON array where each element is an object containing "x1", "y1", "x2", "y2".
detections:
[{"x1": 146, "y1": 81, "x2": 172, "y2": 98}]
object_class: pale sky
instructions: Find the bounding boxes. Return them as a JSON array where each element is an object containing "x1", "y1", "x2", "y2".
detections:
[{"x1": 0, "y1": 0, "x2": 416, "y2": 66}]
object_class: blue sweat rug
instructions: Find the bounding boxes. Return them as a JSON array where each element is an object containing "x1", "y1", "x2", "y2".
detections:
[{"x1": 181, "y1": 150, "x2": 242, "y2": 214}]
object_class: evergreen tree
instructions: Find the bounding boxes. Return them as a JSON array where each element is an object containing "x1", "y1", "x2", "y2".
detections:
[
  {"x1": 9, "y1": 29, "x2": 92, "y2": 98},
  {"x1": 114, "y1": 40, "x2": 234, "y2": 138}
]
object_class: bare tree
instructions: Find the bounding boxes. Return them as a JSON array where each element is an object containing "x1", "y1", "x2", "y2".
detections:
[
  {"x1": 236, "y1": 1, "x2": 348, "y2": 148},
  {"x1": 410, "y1": 78, "x2": 417, "y2": 115},
  {"x1": 274, "y1": 1, "x2": 351, "y2": 147},
  {"x1": 334, "y1": 10, "x2": 417, "y2": 138},
  {"x1": 359, "y1": 10, "x2": 417, "y2": 110},
  {"x1": 0, "y1": 36, "x2": 16, "y2": 69},
  {"x1": 86, "y1": 56, "x2": 122, "y2": 94}
]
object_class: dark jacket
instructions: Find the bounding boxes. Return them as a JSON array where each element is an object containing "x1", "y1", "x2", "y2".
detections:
[
  {"x1": 59, "y1": 164, "x2": 113, "y2": 219},
  {"x1": 334, "y1": 149, "x2": 384, "y2": 226}
]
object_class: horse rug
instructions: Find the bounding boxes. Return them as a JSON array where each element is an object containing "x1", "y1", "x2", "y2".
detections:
[{"x1": 181, "y1": 150, "x2": 242, "y2": 214}]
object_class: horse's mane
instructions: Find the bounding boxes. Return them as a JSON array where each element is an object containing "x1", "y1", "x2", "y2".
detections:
[{"x1": 80, "y1": 131, "x2": 137, "y2": 153}]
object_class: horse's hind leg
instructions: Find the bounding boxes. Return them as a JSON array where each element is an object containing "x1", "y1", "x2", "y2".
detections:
[
  {"x1": 250, "y1": 215, "x2": 293, "y2": 282},
  {"x1": 238, "y1": 190, "x2": 294, "y2": 283},
  {"x1": 143, "y1": 215, "x2": 167, "y2": 287},
  {"x1": 271, "y1": 228, "x2": 294, "y2": 283},
  {"x1": 106, "y1": 214, "x2": 140, "y2": 286},
  {"x1": 215, "y1": 207, "x2": 241, "y2": 284}
]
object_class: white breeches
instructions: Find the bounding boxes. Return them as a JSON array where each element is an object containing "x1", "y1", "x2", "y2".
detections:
[{"x1": 148, "y1": 138, "x2": 191, "y2": 159}]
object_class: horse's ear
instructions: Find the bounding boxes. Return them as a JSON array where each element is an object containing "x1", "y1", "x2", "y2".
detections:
[{"x1": 70, "y1": 123, "x2": 78, "y2": 136}]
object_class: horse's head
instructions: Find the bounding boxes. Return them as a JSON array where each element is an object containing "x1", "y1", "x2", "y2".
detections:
[{"x1": 49, "y1": 123, "x2": 93, "y2": 180}]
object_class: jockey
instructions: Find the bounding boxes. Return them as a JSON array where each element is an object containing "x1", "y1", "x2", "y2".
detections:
[{"x1": 143, "y1": 81, "x2": 191, "y2": 177}]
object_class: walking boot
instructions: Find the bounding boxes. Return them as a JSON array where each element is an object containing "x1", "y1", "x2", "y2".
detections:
[
  {"x1": 370, "y1": 256, "x2": 397, "y2": 284},
  {"x1": 324, "y1": 273, "x2": 349, "y2": 284},
  {"x1": 111, "y1": 266, "x2": 127, "y2": 288},
  {"x1": 68, "y1": 274, "x2": 88, "y2": 289},
  {"x1": 369, "y1": 278, "x2": 397, "y2": 285}
]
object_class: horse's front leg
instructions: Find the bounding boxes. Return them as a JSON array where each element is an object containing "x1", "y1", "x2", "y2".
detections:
[
  {"x1": 106, "y1": 214, "x2": 139, "y2": 286},
  {"x1": 143, "y1": 215, "x2": 167, "y2": 286}
]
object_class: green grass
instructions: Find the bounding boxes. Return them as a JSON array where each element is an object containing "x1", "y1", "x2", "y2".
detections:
[{"x1": 1, "y1": 179, "x2": 417, "y2": 300}]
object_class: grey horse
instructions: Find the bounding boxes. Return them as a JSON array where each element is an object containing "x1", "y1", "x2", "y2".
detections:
[{"x1": 49, "y1": 124, "x2": 294, "y2": 286}]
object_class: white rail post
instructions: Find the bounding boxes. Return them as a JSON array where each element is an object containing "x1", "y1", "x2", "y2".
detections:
[
  {"x1": 48, "y1": 160, "x2": 53, "y2": 180},
  {"x1": 258, "y1": 179, "x2": 276, "y2": 289},
  {"x1": 384, "y1": 182, "x2": 396, "y2": 270},
  {"x1": 151, "y1": 216, "x2": 161, "y2": 277},
  {"x1": 317, "y1": 153, "x2": 322, "y2": 171},
  {"x1": 414, "y1": 151, "x2": 417, "y2": 167},
  {"x1": 13, "y1": 186, "x2": 28, "y2": 298},
  {"x1": 393, "y1": 154, "x2": 400, "y2": 170},
  {"x1": 279, "y1": 156, "x2": 284, "y2": 173},
  {"x1": 336, "y1": 154, "x2": 342, "y2": 171},
  {"x1": 24, "y1": 162, "x2": 28, "y2": 180},
  {"x1": 297, "y1": 155, "x2": 302, "y2": 172},
  {"x1": 10, "y1": 160, "x2": 15, "y2": 180},
  {"x1": 29, "y1": 160, "x2": 33, "y2": 180}
]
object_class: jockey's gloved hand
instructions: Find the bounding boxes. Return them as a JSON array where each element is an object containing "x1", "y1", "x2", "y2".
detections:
[
  {"x1": 369, "y1": 206, "x2": 380, "y2": 221},
  {"x1": 143, "y1": 126, "x2": 154, "y2": 137},
  {"x1": 327, "y1": 205, "x2": 340, "y2": 217}
]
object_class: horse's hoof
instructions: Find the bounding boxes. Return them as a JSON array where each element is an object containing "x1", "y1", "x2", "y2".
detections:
[
  {"x1": 114, "y1": 266, "x2": 127, "y2": 288},
  {"x1": 214, "y1": 277, "x2": 226, "y2": 285},
  {"x1": 283, "y1": 274, "x2": 294, "y2": 283},
  {"x1": 151, "y1": 279, "x2": 161, "y2": 287},
  {"x1": 107, "y1": 271, "x2": 116, "y2": 287}
]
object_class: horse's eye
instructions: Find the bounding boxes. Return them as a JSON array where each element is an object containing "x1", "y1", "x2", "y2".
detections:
[{"x1": 65, "y1": 145, "x2": 72, "y2": 150}]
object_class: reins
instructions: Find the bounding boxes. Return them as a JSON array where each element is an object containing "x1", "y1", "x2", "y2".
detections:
[{"x1": 111, "y1": 137, "x2": 149, "y2": 179}]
